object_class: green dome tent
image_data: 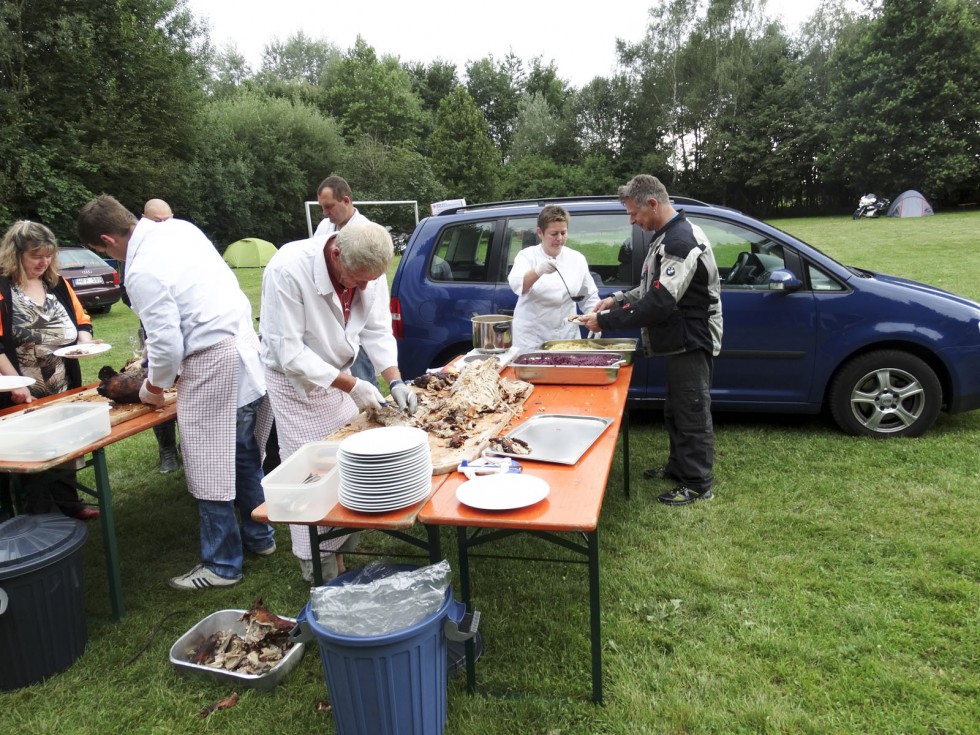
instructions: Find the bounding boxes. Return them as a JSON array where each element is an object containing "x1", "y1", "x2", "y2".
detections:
[{"x1": 223, "y1": 238, "x2": 277, "y2": 268}]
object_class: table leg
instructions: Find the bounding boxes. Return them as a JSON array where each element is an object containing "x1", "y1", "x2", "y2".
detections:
[
  {"x1": 587, "y1": 529, "x2": 603, "y2": 705},
  {"x1": 623, "y1": 399, "x2": 631, "y2": 498},
  {"x1": 456, "y1": 526, "x2": 476, "y2": 693},
  {"x1": 425, "y1": 525, "x2": 442, "y2": 564},
  {"x1": 309, "y1": 526, "x2": 324, "y2": 586},
  {"x1": 91, "y1": 448, "x2": 124, "y2": 620}
]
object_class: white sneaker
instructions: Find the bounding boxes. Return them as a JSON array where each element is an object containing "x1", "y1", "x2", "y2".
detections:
[
  {"x1": 250, "y1": 541, "x2": 277, "y2": 556},
  {"x1": 169, "y1": 564, "x2": 241, "y2": 590}
]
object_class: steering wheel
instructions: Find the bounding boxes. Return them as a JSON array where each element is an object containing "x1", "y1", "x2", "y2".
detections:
[{"x1": 725, "y1": 251, "x2": 751, "y2": 285}]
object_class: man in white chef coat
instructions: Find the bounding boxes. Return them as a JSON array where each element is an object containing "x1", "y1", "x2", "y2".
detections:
[
  {"x1": 77, "y1": 195, "x2": 276, "y2": 590},
  {"x1": 259, "y1": 221, "x2": 416, "y2": 583}
]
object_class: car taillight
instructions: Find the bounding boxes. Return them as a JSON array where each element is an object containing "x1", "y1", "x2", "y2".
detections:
[
  {"x1": 112, "y1": 270, "x2": 120, "y2": 286},
  {"x1": 390, "y1": 296, "x2": 403, "y2": 339}
]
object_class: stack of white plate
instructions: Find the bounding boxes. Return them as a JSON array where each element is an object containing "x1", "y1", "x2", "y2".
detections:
[{"x1": 337, "y1": 426, "x2": 433, "y2": 512}]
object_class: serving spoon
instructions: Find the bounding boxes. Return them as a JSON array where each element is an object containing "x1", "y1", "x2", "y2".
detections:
[{"x1": 554, "y1": 267, "x2": 587, "y2": 303}]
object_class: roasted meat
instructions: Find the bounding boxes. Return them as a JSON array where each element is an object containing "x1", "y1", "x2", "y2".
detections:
[{"x1": 96, "y1": 365, "x2": 144, "y2": 404}]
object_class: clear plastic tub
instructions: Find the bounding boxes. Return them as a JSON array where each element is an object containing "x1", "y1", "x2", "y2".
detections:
[
  {"x1": 0, "y1": 403, "x2": 110, "y2": 461},
  {"x1": 262, "y1": 441, "x2": 341, "y2": 522}
]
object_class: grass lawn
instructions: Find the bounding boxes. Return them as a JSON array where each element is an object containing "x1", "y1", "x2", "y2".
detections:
[{"x1": 2, "y1": 213, "x2": 977, "y2": 734}]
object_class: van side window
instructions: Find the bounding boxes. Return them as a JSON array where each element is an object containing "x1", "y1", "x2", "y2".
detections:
[
  {"x1": 504, "y1": 213, "x2": 633, "y2": 288},
  {"x1": 429, "y1": 221, "x2": 495, "y2": 282},
  {"x1": 692, "y1": 216, "x2": 788, "y2": 289}
]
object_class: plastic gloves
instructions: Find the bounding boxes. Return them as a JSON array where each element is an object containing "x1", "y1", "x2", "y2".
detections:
[
  {"x1": 389, "y1": 380, "x2": 418, "y2": 415},
  {"x1": 349, "y1": 378, "x2": 385, "y2": 410},
  {"x1": 534, "y1": 258, "x2": 558, "y2": 276},
  {"x1": 139, "y1": 378, "x2": 166, "y2": 407}
]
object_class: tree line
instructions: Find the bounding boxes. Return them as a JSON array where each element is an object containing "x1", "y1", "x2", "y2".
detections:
[{"x1": 1, "y1": 0, "x2": 977, "y2": 248}]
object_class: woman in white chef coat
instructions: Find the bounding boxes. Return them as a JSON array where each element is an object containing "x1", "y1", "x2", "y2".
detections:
[{"x1": 507, "y1": 205, "x2": 599, "y2": 352}]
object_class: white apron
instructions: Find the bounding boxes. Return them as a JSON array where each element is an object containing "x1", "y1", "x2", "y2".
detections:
[{"x1": 264, "y1": 366, "x2": 358, "y2": 559}]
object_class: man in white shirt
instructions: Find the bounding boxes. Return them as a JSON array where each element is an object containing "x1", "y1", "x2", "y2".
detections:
[
  {"x1": 77, "y1": 195, "x2": 276, "y2": 590},
  {"x1": 313, "y1": 176, "x2": 377, "y2": 387},
  {"x1": 259, "y1": 221, "x2": 416, "y2": 582}
]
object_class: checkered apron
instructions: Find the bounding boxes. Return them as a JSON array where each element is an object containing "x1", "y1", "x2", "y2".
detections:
[
  {"x1": 264, "y1": 366, "x2": 359, "y2": 558},
  {"x1": 177, "y1": 335, "x2": 239, "y2": 501}
]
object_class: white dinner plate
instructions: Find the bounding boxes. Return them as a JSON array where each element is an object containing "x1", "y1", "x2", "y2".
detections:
[
  {"x1": 0, "y1": 375, "x2": 35, "y2": 392},
  {"x1": 339, "y1": 426, "x2": 428, "y2": 457},
  {"x1": 456, "y1": 473, "x2": 550, "y2": 511},
  {"x1": 53, "y1": 342, "x2": 112, "y2": 359}
]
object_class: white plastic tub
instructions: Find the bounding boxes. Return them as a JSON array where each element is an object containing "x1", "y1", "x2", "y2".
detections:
[
  {"x1": 0, "y1": 403, "x2": 111, "y2": 462},
  {"x1": 262, "y1": 441, "x2": 341, "y2": 522}
]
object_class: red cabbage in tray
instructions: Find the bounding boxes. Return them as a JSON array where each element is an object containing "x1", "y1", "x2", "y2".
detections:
[{"x1": 515, "y1": 352, "x2": 621, "y2": 367}]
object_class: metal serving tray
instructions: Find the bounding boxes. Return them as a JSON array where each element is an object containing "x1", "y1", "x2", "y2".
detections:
[
  {"x1": 512, "y1": 352, "x2": 621, "y2": 385},
  {"x1": 485, "y1": 414, "x2": 615, "y2": 465},
  {"x1": 169, "y1": 609, "x2": 305, "y2": 691},
  {"x1": 536, "y1": 338, "x2": 639, "y2": 365}
]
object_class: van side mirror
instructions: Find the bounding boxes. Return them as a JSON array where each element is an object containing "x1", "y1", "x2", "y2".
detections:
[{"x1": 768, "y1": 269, "x2": 802, "y2": 292}]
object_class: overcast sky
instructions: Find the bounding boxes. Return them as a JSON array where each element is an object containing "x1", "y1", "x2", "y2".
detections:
[{"x1": 185, "y1": 0, "x2": 826, "y2": 88}]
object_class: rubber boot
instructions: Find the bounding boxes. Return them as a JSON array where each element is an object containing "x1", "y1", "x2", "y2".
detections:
[{"x1": 154, "y1": 420, "x2": 181, "y2": 474}]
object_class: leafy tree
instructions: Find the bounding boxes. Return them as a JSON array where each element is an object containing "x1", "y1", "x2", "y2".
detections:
[
  {"x1": 826, "y1": 0, "x2": 980, "y2": 204},
  {"x1": 320, "y1": 37, "x2": 424, "y2": 148},
  {"x1": 465, "y1": 53, "x2": 525, "y2": 159},
  {"x1": 207, "y1": 44, "x2": 255, "y2": 98},
  {"x1": 258, "y1": 31, "x2": 339, "y2": 86},
  {"x1": 0, "y1": 0, "x2": 209, "y2": 240},
  {"x1": 430, "y1": 87, "x2": 500, "y2": 202},
  {"x1": 509, "y1": 94, "x2": 560, "y2": 161},
  {"x1": 186, "y1": 92, "x2": 346, "y2": 245},
  {"x1": 334, "y1": 136, "x2": 446, "y2": 231},
  {"x1": 524, "y1": 57, "x2": 570, "y2": 114}
]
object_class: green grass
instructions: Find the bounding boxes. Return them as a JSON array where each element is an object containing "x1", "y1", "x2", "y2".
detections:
[{"x1": 3, "y1": 214, "x2": 978, "y2": 734}]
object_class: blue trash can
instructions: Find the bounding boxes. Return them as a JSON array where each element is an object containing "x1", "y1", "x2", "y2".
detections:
[{"x1": 295, "y1": 564, "x2": 476, "y2": 735}]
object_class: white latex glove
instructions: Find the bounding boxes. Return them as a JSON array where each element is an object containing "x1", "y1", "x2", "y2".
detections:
[
  {"x1": 534, "y1": 258, "x2": 558, "y2": 276},
  {"x1": 139, "y1": 378, "x2": 166, "y2": 407},
  {"x1": 389, "y1": 380, "x2": 418, "y2": 415},
  {"x1": 349, "y1": 378, "x2": 385, "y2": 410}
]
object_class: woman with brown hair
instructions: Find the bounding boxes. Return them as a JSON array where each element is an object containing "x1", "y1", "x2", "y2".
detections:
[{"x1": 0, "y1": 220, "x2": 100, "y2": 519}]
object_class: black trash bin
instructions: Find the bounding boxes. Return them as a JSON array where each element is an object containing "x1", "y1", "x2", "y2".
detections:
[{"x1": 0, "y1": 513, "x2": 88, "y2": 691}]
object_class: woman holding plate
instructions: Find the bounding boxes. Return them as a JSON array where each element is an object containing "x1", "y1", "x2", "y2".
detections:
[{"x1": 0, "y1": 220, "x2": 99, "y2": 519}]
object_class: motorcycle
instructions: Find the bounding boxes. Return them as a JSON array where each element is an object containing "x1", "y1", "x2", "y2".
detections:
[
  {"x1": 853, "y1": 193, "x2": 890, "y2": 219},
  {"x1": 385, "y1": 226, "x2": 409, "y2": 255}
]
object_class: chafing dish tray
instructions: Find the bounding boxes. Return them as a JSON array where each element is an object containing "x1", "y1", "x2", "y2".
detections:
[
  {"x1": 512, "y1": 351, "x2": 622, "y2": 385},
  {"x1": 536, "y1": 337, "x2": 639, "y2": 365},
  {"x1": 169, "y1": 609, "x2": 305, "y2": 691},
  {"x1": 485, "y1": 414, "x2": 615, "y2": 465}
]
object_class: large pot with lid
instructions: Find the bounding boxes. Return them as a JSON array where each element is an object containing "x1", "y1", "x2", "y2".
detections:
[{"x1": 471, "y1": 315, "x2": 513, "y2": 353}]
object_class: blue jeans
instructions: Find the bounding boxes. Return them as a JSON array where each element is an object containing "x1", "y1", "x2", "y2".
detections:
[
  {"x1": 351, "y1": 349, "x2": 378, "y2": 388},
  {"x1": 198, "y1": 396, "x2": 275, "y2": 578}
]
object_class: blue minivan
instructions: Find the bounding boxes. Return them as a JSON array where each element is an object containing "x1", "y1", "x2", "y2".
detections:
[{"x1": 389, "y1": 197, "x2": 980, "y2": 438}]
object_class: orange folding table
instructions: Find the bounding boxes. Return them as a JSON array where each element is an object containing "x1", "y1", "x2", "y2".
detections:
[
  {"x1": 418, "y1": 364, "x2": 633, "y2": 704},
  {"x1": 0, "y1": 385, "x2": 177, "y2": 620}
]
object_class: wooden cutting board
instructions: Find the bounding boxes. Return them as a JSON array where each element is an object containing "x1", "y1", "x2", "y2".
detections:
[
  {"x1": 327, "y1": 380, "x2": 534, "y2": 475},
  {"x1": 5, "y1": 385, "x2": 177, "y2": 426}
]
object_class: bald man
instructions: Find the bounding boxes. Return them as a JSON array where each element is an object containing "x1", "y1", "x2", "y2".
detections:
[{"x1": 143, "y1": 198, "x2": 173, "y2": 222}]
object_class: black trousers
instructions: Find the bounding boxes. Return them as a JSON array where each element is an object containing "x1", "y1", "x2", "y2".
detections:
[{"x1": 663, "y1": 349, "x2": 715, "y2": 491}]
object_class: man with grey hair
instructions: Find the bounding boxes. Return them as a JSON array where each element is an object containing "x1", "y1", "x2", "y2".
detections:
[
  {"x1": 259, "y1": 221, "x2": 417, "y2": 581},
  {"x1": 313, "y1": 175, "x2": 378, "y2": 388},
  {"x1": 583, "y1": 175, "x2": 723, "y2": 505}
]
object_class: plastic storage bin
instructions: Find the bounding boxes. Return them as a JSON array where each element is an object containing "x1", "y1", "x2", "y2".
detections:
[
  {"x1": 0, "y1": 403, "x2": 110, "y2": 462},
  {"x1": 0, "y1": 513, "x2": 88, "y2": 691},
  {"x1": 262, "y1": 441, "x2": 341, "y2": 522},
  {"x1": 294, "y1": 564, "x2": 476, "y2": 735}
]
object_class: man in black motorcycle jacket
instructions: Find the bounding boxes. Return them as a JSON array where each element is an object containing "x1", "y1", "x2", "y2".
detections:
[{"x1": 583, "y1": 174, "x2": 723, "y2": 505}]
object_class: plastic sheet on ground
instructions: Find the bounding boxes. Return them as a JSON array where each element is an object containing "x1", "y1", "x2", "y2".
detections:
[{"x1": 309, "y1": 560, "x2": 452, "y2": 636}]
